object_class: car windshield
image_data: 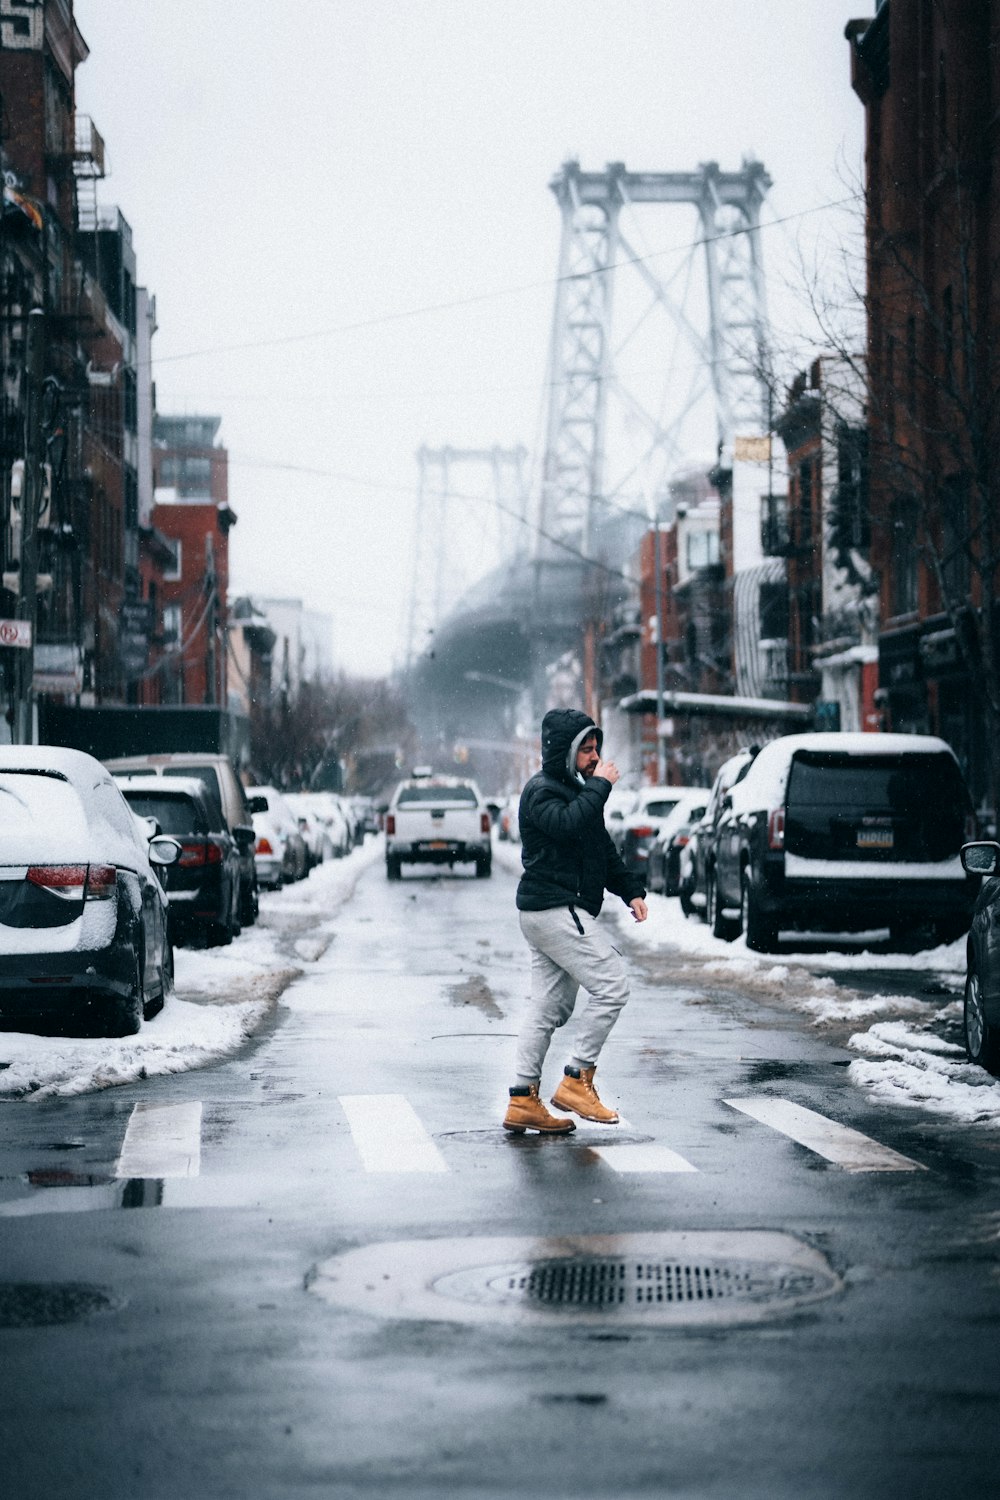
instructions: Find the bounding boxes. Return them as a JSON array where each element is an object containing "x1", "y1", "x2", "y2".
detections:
[
  {"x1": 397, "y1": 786, "x2": 477, "y2": 804},
  {"x1": 122, "y1": 794, "x2": 203, "y2": 836}
]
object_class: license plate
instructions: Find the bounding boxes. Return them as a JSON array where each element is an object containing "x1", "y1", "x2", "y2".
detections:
[
  {"x1": 427, "y1": 841, "x2": 449, "y2": 850},
  {"x1": 857, "y1": 829, "x2": 894, "y2": 849}
]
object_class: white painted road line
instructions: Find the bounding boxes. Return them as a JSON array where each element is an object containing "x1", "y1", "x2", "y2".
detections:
[
  {"x1": 339, "y1": 1094, "x2": 449, "y2": 1174},
  {"x1": 590, "y1": 1143, "x2": 699, "y2": 1174},
  {"x1": 115, "y1": 1101, "x2": 202, "y2": 1179},
  {"x1": 724, "y1": 1097, "x2": 925, "y2": 1172}
]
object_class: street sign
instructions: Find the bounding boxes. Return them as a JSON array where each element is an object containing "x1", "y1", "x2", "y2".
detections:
[{"x1": 0, "y1": 618, "x2": 32, "y2": 649}]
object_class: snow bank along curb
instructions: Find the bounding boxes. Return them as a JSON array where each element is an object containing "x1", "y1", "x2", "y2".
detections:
[{"x1": 0, "y1": 838, "x2": 380, "y2": 1100}]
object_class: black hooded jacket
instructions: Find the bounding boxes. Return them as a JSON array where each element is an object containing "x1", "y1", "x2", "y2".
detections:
[{"x1": 516, "y1": 708, "x2": 646, "y2": 917}]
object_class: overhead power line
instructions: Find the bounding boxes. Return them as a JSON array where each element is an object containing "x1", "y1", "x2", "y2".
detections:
[{"x1": 146, "y1": 194, "x2": 858, "y2": 369}]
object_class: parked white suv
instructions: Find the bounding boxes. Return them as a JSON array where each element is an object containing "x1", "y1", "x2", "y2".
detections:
[{"x1": 385, "y1": 774, "x2": 492, "y2": 879}]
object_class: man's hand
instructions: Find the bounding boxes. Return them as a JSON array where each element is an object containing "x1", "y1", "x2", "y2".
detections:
[
  {"x1": 629, "y1": 897, "x2": 648, "y2": 923},
  {"x1": 593, "y1": 758, "x2": 620, "y2": 785}
]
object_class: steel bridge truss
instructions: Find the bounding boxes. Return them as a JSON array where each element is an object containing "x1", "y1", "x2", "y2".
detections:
[
  {"x1": 405, "y1": 445, "x2": 528, "y2": 666},
  {"x1": 539, "y1": 159, "x2": 773, "y2": 553}
]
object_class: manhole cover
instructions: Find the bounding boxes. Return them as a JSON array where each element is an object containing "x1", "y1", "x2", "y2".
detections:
[
  {"x1": 308, "y1": 1231, "x2": 842, "y2": 1328},
  {"x1": 0, "y1": 1282, "x2": 121, "y2": 1328}
]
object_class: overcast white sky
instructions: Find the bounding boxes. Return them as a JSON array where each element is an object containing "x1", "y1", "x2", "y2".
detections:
[{"x1": 73, "y1": 0, "x2": 867, "y2": 676}]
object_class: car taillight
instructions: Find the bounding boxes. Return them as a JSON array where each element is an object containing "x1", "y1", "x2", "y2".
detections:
[
  {"x1": 675, "y1": 834, "x2": 691, "y2": 847},
  {"x1": 767, "y1": 810, "x2": 785, "y2": 851},
  {"x1": 481, "y1": 812, "x2": 491, "y2": 835},
  {"x1": 178, "y1": 842, "x2": 207, "y2": 868},
  {"x1": 26, "y1": 864, "x2": 87, "y2": 899},
  {"x1": 87, "y1": 864, "x2": 117, "y2": 899},
  {"x1": 205, "y1": 841, "x2": 223, "y2": 864},
  {"x1": 631, "y1": 825, "x2": 656, "y2": 839},
  {"x1": 256, "y1": 837, "x2": 274, "y2": 856},
  {"x1": 386, "y1": 814, "x2": 396, "y2": 836}
]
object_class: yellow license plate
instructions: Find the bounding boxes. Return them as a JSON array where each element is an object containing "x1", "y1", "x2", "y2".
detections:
[{"x1": 428, "y1": 841, "x2": 448, "y2": 849}]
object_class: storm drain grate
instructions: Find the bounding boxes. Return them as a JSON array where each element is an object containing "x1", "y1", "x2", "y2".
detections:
[
  {"x1": 309, "y1": 1231, "x2": 844, "y2": 1328},
  {"x1": 506, "y1": 1258, "x2": 760, "y2": 1308},
  {"x1": 0, "y1": 1282, "x2": 121, "y2": 1328}
]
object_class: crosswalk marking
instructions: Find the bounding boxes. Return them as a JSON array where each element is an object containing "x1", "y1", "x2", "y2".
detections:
[
  {"x1": 339, "y1": 1094, "x2": 449, "y2": 1174},
  {"x1": 590, "y1": 1143, "x2": 698, "y2": 1174},
  {"x1": 115, "y1": 1101, "x2": 202, "y2": 1179},
  {"x1": 724, "y1": 1097, "x2": 925, "y2": 1172}
]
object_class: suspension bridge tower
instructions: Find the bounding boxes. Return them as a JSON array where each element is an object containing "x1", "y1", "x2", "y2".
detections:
[{"x1": 538, "y1": 158, "x2": 773, "y2": 556}]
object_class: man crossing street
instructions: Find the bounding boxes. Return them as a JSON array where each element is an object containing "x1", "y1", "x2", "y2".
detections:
[{"x1": 503, "y1": 708, "x2": 648, "y2": 1135}]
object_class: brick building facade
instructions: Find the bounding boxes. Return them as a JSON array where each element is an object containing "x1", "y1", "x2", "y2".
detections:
[{"x1": 848, "y1": 0, "x2": 1000, "y2": 817}]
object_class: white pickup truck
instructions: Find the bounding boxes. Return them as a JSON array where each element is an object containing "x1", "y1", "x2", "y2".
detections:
[{"x1": 385, "y1": 774, "x2": 492, "y2": 879}]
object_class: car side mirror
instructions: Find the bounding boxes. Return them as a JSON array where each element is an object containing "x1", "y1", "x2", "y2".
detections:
[
  {"x1": 609, "y1": 809, "x2": 623, "y2": 821},
  {"x1": 148, "y1": 835, "x2": 183, "y2": 867},
  {"x1": 233, "y1": 825, "x2": 256, "y2": 852},
  {"x1": 961, "y1": 841, "x2": 1000, "y2": 877},
  {"x1": 246, "y1": 795, "x2": 267, "y2": 816}
]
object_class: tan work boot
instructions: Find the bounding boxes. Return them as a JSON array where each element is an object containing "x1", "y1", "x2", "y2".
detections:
[
  {"x1": 550, "y1": 1065, "x2": 619, "y2": 1124},
  {"x1": 502, "y1": 1084, "x2": 576, "y2": 1135}
]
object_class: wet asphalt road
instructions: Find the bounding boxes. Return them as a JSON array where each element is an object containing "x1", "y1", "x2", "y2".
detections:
[{"x1": 1, "y1": 852, "x2": 999, "y2": 1500}]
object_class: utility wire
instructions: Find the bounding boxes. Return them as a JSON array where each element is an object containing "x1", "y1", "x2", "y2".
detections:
[{"x1": 145, "y1": 195, "x2": 858, "y2": 369}]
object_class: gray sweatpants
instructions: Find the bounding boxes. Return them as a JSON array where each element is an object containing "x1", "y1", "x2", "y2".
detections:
[{"x1": 514, "y1": 905, "x2": 630, "y2": 1084}]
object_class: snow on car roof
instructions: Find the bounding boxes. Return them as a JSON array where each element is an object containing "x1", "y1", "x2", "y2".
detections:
[
  {"x1": 0, "y1": 745, "x2": 146, "y2": 868},
  {"x1": 729, "y1": 732, "x2": 959, "y2": 815}
]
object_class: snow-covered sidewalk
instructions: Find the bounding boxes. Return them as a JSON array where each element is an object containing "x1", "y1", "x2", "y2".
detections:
[{"x1": 0, "y1": 838, "x2": 381, "y2": 1100}]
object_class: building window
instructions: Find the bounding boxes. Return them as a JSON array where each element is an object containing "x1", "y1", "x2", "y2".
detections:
[
  {"x1": 798, "y1": 458, "x2": 814, "y2": 546},
  {"x1": 759, "y1": 582, "x2": 789, "y2": 641},
  {"x1": 835, "y1": 424, "x2": 870, "y2": 550},
  {"x1": 685, "y1": 529, "x2": 719, "y2": 571},
  {"x1": 906, "y1": 315, "x2": 917, "y2": 412},
  {"x1": 163, "y1": 539, "x2": 182, "y2": 582},
  {"x1": 942, "y1": 285, "x2": 954, "y2": 385},
  {"x1": 940, "y1": 475, "x2": 971, "y2": 601},
  {"x1": 891, "y1": 497, "x2": 919, "y2": 616},
  {"x1": 162, "y1": 604, "x2": 181, "y2": 646}
]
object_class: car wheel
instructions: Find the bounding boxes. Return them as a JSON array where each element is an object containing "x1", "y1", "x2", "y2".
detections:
[
  {"x1": 107, "y1": 958, "x2": 143, "y2": 1037},
  {"x1": 386, "y1": 856, "x2": 402, "y2": 880},
  {"x1": 679, "y1": 888, "x2": 694, "y2": 917},
  {"x1": 708, "y1": 869, "x2": 740, "y2": 942},
  {"x1": 146, "y1": 940, "x2": 174, "y2": 1021},
  {"x1": 964, "y1": 966, "x2": 1000, "y2": 1075},
  {"x1": 475, "y1": 855, "x2": 492, "y2": 879},
  {"x1": 208, "y1": 920, "x2": 234, "y2": 947},
  {"x1": 741, "y1": 868, "x2": 779, "y2": 954}
]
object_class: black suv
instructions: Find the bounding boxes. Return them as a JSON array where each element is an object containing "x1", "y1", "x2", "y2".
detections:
[
  {"x1": 118, "y1": 776, "x2": 244, "y2": 947},
  {"x1": 106, "y1": 753, "x2": 258, "y2": 927},
  {"x1": 711, "y1": 732, "x2": 976, "y2": 952}
]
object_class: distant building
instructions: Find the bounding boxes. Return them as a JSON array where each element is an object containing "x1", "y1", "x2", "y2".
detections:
[
  {"x1": 152, "y1": 415, "x2": 235, "y2": 706},
  {"x1": 775, "y1": 356, "x2": 877, "y2": 734},
  {"x1": 251, "y1": 596, "x2": 334, "y2": 702}
]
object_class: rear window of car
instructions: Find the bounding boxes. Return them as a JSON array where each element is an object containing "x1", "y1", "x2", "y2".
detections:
[
  {"x1": 397, "y1": 785, "x2": 478, "y2": 805},
  {"x1": 644, "y1": 799, "x2": 680, "y2": 819},
  {"x1": 122, "y1": 793, "x2": 204, "y2": 837},
  {"x1": 786, "y1": 751, "x2": 971, "y2": 815},
  {"x1": 160, "y1": 766, "x2": 226, "y2": 824}
]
